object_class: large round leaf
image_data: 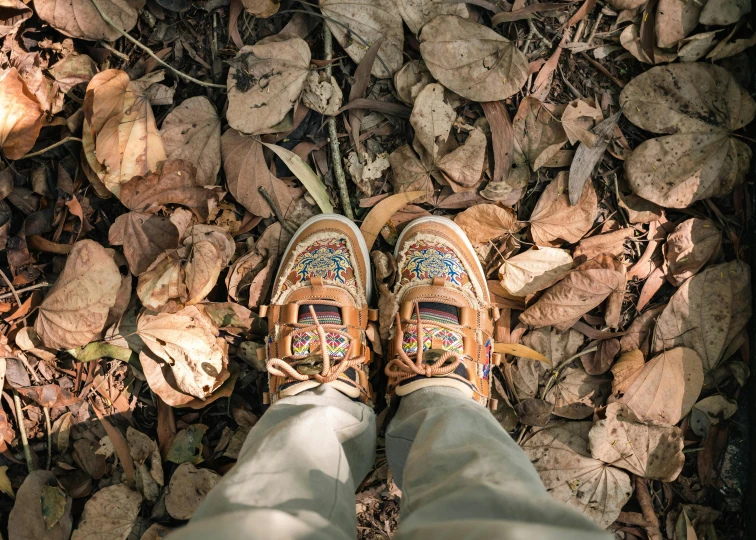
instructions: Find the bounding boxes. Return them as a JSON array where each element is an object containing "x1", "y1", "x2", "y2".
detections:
[{"x1": 35, "y1": 0, "x2": 145, "y2": 41}]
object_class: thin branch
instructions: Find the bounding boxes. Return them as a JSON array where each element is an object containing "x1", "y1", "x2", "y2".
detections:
[
  {"x1": 0, "y1": 268, "x2": 20, "y2": 306},
  {"x1": 258, "y1": 187, "x2": 296, "y2": 235},
  {"x1": 540, "y1": 345, "x2": 598, "y2": 398},
  {"x1": 0, "y1": 282, "x2": 50, "y2": 300},
  {"x1": 89, "y1": 0, "x2": 226, "y2": 89},
  {"x1": 324, "y1": 24, "x2": 354, "y2": 220},
  {"x1": 18, "y1": 137, "x2": 82, "y2": 160},
  {"x1": 635, "y1": 477, "x2": 663, "y2": 540},
  {"x1": 13, "y1": 390, "x2": 35, "y2": 472},
  {"x1": 43, "y1": 407, "x2": 52, "y2": 470}
]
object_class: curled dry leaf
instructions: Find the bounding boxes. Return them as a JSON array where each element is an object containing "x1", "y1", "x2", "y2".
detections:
[
  {"x1": 360, "y1": 191, "x2": 425, "y2": 250},
  {"x1": 0, "y1": 0, "x2": 32, "y2": 37},
  {"x1": 50, "y1": 53, "x2": 97, "y2": 92},
  {"x1": 581, "y1": 338, "x2": 621, "y2": 376},
  {"x1": 513, "y1": 97, "x2": 567, "y2": 171},
  {"x1": 530, "y1": 172, "x2": 597, "y2": 247},
  {"x1": 109, "y1": 213, "x2": 180, "y2": 276},
  {"x1": 498, "y1": 246, "x2": 573, "y2": 297},
  {"x1": 320, "y1": 0, "x2": 403, "y2": 79},
  {"x1": 226, "y1": 223, "x2": 287, "y2": 306},
  {"x1": 160, "y1": 96, "x2": 222, "y2": 186},
  {"x1": 301, "y1": 72, "x2": 343, "y2": 116},
  {"x1": 71, "y1": 484, "x2": 142, "y2": 540},
  {"x1": 127, "y1": 427, "x2": 164, "y2": 502},
  {"x1": 437, "y1": 128, "x2": 488, "y2": 191},
  {"x1": 620, "y1": 24, "x2": 678, "y2": 65},
  {"x1": 394, "y1": 60, "x2": 434, "y2": 106},
  {"x1": 611, "y1": 349, "x2": 646, "y2": 396},
  {"x1": 545, "y1": 364, "x2": 611, "y2": 419},
  {"x1": 226, "y1": 38, "x2": 311, "y2": 135},
  {"x1": 589, "y1": 402, "x2": 685, "y2": 482},
  {"x1": 165, "y1": 463, "x2": 221, "y2": 520},
  {"x1": 619, "y1": 304, "x2": 666, "y2": 354},
  {"x1": 653, "y1": 260, "x2": 751, "y2": 373},
  {"x1": 16, "y1": 384, "x2": 78, "y2": 408},
  {"x1": 664, "y1": 218, "x2": 721, "y2": 285},
  {"x1": 689, "y1": 395, "x2": 738, "y2": 437},
  {"x1": 655, "y1": 0, "x2": 704, "y2": 49},
  {"x1": 419, "y1": 15, "x2": 528, "y2": 102},
  {"x1": 568, "y1": 113, "x2": 621, "y2": 206},
  {"x1": 35, "y1": 0, "x2": 144, "y2": 40},
  {"x1": 0, "y1": 68, "x2": 44, "y2": 160},
  {"x1": 454, "y1": 204, "x2": 518, "y2": 244},
  {"x1": 410, "y1": 83, "x2": 455, "y2": 159},
  {"x1": 388, "y1": 145, "x2": 433, "y2": 201},
  {"x1": 137, "y1": 306, "x2": 229, "y2": 400},
  {"x1": 8, "y1": 471, "x2": 73, "y2": 540},
  {"x1": 522, "y1": 422, "x2": 633, "y2": 529},
  {"x1": 619, "y1": 347, "x2": 703, "y2": 425},
  {"x1": 561, "y1": 99, "x2": 603, "y2": 147},
  {"x1": 35, "y1": 240, "x2": 121, "y2": 349},
  {"x1": 396, "y1": 0, "x2": 468, "y2": 34},
  {"x1": 573, "y1": 228, "x2": 634, "y2": 265},
  {"x1": 241, "y1": 0, "x2": 279, "y2": 17},
  {"x1": 621, "y1": 64, "x2": 756, "y2": 208},
  {"x1": 262, "y1": 142, "x2": 334, "y2": 214}
]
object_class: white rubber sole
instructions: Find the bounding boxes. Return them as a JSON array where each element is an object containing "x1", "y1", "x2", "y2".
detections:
[
  {"x1": 393, "y1": 215, "x2": 489, "y2": 296},
  {"x1": 274, "y1": 213, "x2": 374, "y2": 301}
]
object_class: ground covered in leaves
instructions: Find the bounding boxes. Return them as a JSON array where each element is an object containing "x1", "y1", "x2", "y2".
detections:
[{"x1": 0, "y1": 0, "x2": 754, "y2": 538}]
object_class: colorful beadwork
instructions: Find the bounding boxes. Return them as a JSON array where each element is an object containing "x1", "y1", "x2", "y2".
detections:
[
  {"x1": 282, "y1": 238, "x2": 355, "y2": 292},
  {"x1": 292, "y1": 330, "x2": 350, "y2": 359},
  {"x1": 401, "y1": 326, "x2": 464, "y2": 355},
  {"x1": 400, "y1": 240, "x2": 468, "y2": 286}
]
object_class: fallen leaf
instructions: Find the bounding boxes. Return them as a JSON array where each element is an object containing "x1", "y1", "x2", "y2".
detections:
[
  {"x1": 573, "y1": 228, "x2": 634, "y2": 265},
  {"x1": 165, "y1": 463, "x2": 221, "y2": 520},
  {"x1": 419, "y1": 15, "x2": 528, "y2": 102},
  {"x1": 589, "y1": 402, "x2": 685, "y2": 481},
  {"x1": 621, "y1": 63, "x2": 755, "y2": 208},
  {"x1": 396, "y1": 0, "x2": 468, "y2": 34},
  {"x1": 0, "y1": 68, "x2": 44, "y2": 160},
  {"x1": 241, "y1": 0, "x2": 278, "y2": 17},
  {"x1": 519, "y1": 257, "x2": 624, "y2": 330},
  {"x1": 510, "y1": 327, "x2": 583, "y2": 398},
  {"x1": 8, "y1": 471, "x2": 73, "y2": 540},
  {"x1": 513, "y1": 97, "x2": 568, "y2": 171},
  {"x1": 652, "y1": 261, "x2": 751, "y2": 373},
  {"x1": 388, "y1": 145, "x2": 434, "y2": 200},
  {"x1": 568, "y1": 113, "x2": 620, "y2": 205},
  {"x1": 360, "y1": 191, "x2": 425, "y2": 250},
  {"x1": 454, "y1": 204, "x2": 519, "y2": 244},
  {"x1": 530, "y1": 172, "x2": 598, "y2": 247},
  {"x1": 481, "y1": 100, "x2": 514, "y2": 186},
  {"x1": 620, "y1": 305, "x2": 666, "y2": 354},
  {"x1": 301, "y1": 72, "x2": 343, "y2": 116},
  {"x1": 262, "y1": 142, "x2": 334, "y2": 213},
  {"x1": 678, "y1": 31, "x2": 719, "y2": 62},
  {"x1": 707, "y1": 31, "x2": 756, "y2": 61},
  {"x1": 699, "y1": 0, "x2": 751, "y2": 25},
  {"x1": 0, "y1": 0, "x2": 31, "y2": 37},
  {"x1": 620, "y1": 24, "x2": 678, "y2": 64},
  {"x1": 611, "y1": 349, "x2": 646, "y2": 396},
  {"x1": 49, "y1": 53, "x2": 97, "y2": 92},
  {"x1": 0, "y1": 465, "x2": 13, "y2": 499},
  {"x1": 35, "y1": 0, "x2": 144, "y2": 40},
  {"x1": 618, "y1": 191, "x2": 663, "y2": 224},
  {"x1": 320, "y1": 0, "x2": 403, "y2": 79},
  {"x1": 226, "y1": 223, "x2": 287, "y2": 304},
  {"x1": 522, "y1": 423, "x2": 633, "y2": 529},
  {"x1": 581, "y1": 338, "x2": 620, "y2": 375},
  {"x1": 137, "y1": 306, "x2": 229, "y2": 400},
  {"x1": 437, "y1": 128, "x2": 488, "y2": 191},
  {"x1": 545, "y1": 364, "x2": 611, "y2": 419},
  {"x1": 619, "y1": 347, "x2": 703, "y2": 424},
  {"x1": 73, "y1": 439, "x2": 106, "y2": 479},
  {"x1": 166, "y1": 424, "x2": 208, "y2": 465},
  {"x1": 394, "y1": 60, "x2": 434, "y2": 105},
  {"x1": 71, "y1": 484, "x2": 142, "y2": 540},
  {"x1": 498, "y1": 246, "x2": 573, "y2": 297},
  {"x1": 141, "y1": 524, "x2": 175, "y2": 540},
  {"x1": 160, "y1": 96, "x2": 221, "y2": 186},
  {"x1": 689, "y1": 395, "x2": 738, "y2": 437},
  {"x1": 127, "y1": 427, "x2": 164, "y2": 502},
  {"x1": 494, "y1": 342, "x2": 550, "y2": 364},
  {"x1": 16, "y1": 384, "x2": 78, "y2": 408},
  {"x1": 655, "y1": 0, "x2": 704, "y2": 48},
  {"x1": 410, "y1": 83, "x2": 455, "y2": 159},
  {"x1": 109, "y1": 213, "x2": 180, "y2": 276},
  {"x1": 664, "y1": 218, "x2": 721, "y2": 286},
  {"x1": 226, "y1": 38, "x2": 311, "y2": 134},
  {"x1": 562, "y1": 99, "x2": 603, "y2": 146},
  {"x1": 34, "y1": 240, "x2": 121, "y2": 349},
  {"x1": 515, "y1": 398, "x2": 554, "y2": 426}
]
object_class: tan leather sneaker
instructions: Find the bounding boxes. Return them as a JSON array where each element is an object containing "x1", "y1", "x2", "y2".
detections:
[
  {"x1": 261, "y1": 214, "x2": 374, "y2": 404},
  {"x1": 384, "y1": 216, "x2": 496, "y2": 406}
]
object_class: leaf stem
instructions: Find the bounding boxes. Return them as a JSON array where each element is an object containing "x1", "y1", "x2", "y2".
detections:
[
  {"x1": 258, "y1": 186, "x2": 296, "y2": 235},
  {"x1": 12, "y1": 390, "x2": 35, "y2": 472},
  {"x1": 18, "y1": 137, "x2": 82, "y2": 160}
]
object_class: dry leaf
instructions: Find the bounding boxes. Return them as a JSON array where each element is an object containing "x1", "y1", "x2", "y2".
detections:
[
  {"x1": 619, "y1": 347, "x2": 703, "y2": 424},
  {"x1": 678, "y1": 31, "x2": 719, "y2": 62},
  {"x1": 510, "y1": 327, "x2": 582, "y2": 399},
  {"x1": 664, "y1": 218, "x2": 721, "y2": 286},
  {"x1": 699, "y1": 0, "x2": 751, "y2": 25},
  {"x1": 689, "y1": 395, "x2": 738, "y2": 437},
  {"x1": 137, "y1": 306, "x2": 229, "y2": 400},
  {"x1": 0, "y1": 0, "x2": 32, "y2": 37},
  {"x1": 396, "y1": 0, "x2": 468, "y2": 34},
  {"x1": 361, "y1": 191, "x2": 425, "y2": 250},
  {"x1": 437, "y1": 128, "x2": 488, "y2": 191},
  {"x1": 49, "y1": 53, "x2": 97, "y2": 92},
  {"x1": 545, "y1": 364, "x2": 611, "y2": 419},
  {"x1": 109, "y1": 213, "x2": 180, "y2": 276},
  {"x1": 707, "y1": 32, "x2": 756, "y2": 61},
  {"x1": 655, "y1": 0, "x2": 704, "y2": 48},
  {"x1": 498, "y1": 246, "x2": 573, "y2": 297},
  {"x1": 410, "y1": 83, "x2": 455, "y2": 159},
  {"x1": 530, "y1": 172, "x2": 597, "y2": 247},
  {"x1": 581, "y1": 338, "x2": 620, "y2": 375},
  {"x1": 620, "y1": 305, "x2": 665, "y2": 355},
  {"x1": 226, "y1": 38, "x2": 311, "y2": 134},
  {"x1": 160, "y1": 96, "x2": 221, "y2": 186},
  {"x1": 35, "y1": 0, "x2": 144, "y2": 40},
  {"x1": 589, "y1": 402, "x2": 685, "y2": 481},
  {"x1": 573, "y1": 228, "x2": 634, "y2": 265},
  {"x1": 454, "y1": 204, "x2": 518, "y2": 244},
  {"x1": 515, "y1": 398, "x2": 553, "y2": 426},
  {"x1": 35, "y1": 240, "x2": 121, "y2": 349},
  {"x1": 481, "y1": 100, "x2": 514, "y2": 186},
  {"x1": 301, "y1": 72, "x2": 343, "y2": 116},
  {"x1": 513, "y1": 97, "x2": 568, "y2": 171},
  {"x1": 562, "y1": 99, "x2": 603, "y2": 146},
  {"x1": 419, "y1": 15, "x2": 528, "y2": 102},
  {"x1": 568, "y1": 113, "x2": 620, "y2": 206},
  {"x1": 0, "y1": 68, "x2": 44, "y2": 160},
  {"x1": 165, "y1": 463, "x2": 221, "y2": 520},
  {"x1": 320, "y1": 0, "x2": 403, "y2": 79},
  {"x1": 127, "y1": 428, "x2": 164, "y2": 502},
  {"x1": 71, "y1": 484, "x2": 142, "y2": 540},
  {"x1": 519, "y1": 258, "x2": 624, "y2": 330},
  {"x1": 653, "y1": 260, "x2": 750, "y2": 373},
  {"x1": 262, "y1": 142, "x2": 334, "y2": 213},
  {"x1": 621, "y1": 64, "x2": 755, "y2": 208},
  {"x1": 226, "y1": 223, "x2": 287, "y2": 305},
  {"x1": 522, "y1": 423, "x2": 633, "y2": 529},
  {"x1": 8, "y1": 471, "x2": 73, "y2": 540},
  {"x1": 620, "y1": 24, "x2": 678, "y2": 64},
  {"x1": 241, "y1": 0, "x2": 279, "y2": 17},
  {"x1": 388, "y1": 145, "x2": 433, "y2": 200},
  {"x1": 394, "y1": 60, "x2": 434, "y2": 105}
]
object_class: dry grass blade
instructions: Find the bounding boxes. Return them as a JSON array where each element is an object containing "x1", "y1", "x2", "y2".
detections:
[{"x1": 261, "y1": 142, "x2": 334, "y2": 213}]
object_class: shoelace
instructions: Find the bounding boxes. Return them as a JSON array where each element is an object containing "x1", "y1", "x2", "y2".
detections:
[
  {"x1": 266, "y1": 305, "x2": 366, "y2": 384},
  {"x1": 384, "y1": 302, "x2": 463, "y2": 382}
]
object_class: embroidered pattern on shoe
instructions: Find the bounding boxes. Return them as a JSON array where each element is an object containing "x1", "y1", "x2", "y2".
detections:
[
  {"x1": 283, "y1": 238, "x2": 354, "y2": 289},
  {"x1": 401, "y1": 327, "x2": 464, "y2": 355},
  {"x1": 400, "y1": 240, "x2": 467, "y2": 286},
  {"x1": 292, "y1": 330, "x2": 350, "y2": 358}
]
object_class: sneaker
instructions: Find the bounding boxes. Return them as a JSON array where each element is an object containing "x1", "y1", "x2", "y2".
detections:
[
  {"x1": 261, "y1": 214, "x2": 374, "y2": 404},
  {"x1": 385, "y1": 216, "x2": 496, "y2": 406}
]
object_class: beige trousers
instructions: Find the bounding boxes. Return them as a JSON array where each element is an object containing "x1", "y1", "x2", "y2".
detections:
[{"x1": 170, "y1": 386, "x2": 610, "y2": 540}]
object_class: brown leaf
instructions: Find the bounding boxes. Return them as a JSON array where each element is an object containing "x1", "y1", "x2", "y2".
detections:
[
  {"x1": 545, "y1": 364, "x2": 611, "y2": 419},
  {"x1": 396, "y1": 0, "x2": 467, "y2": 34},
  {"x1": 419, "y1": 15, "x2": 528, "y2": 102},
  {"x1": 226, "y1": 223, "x2": 288, "y2": 306},
  {"x1": 481, "y1": 100, "x2": 514, "y2": 185},
  {"x1": 410, "y1": 83, "x2": 456, "y2": 159},
  {"x1": 664, "y1": 218, "x2": 721, "y2": 286},
  {"x1": 530, "y1": 172, "x2": 597, "y2": 247},
  {"x1": 699, "y1": 0, "x2": 750, "y2": 25},
  {"x1": 619, "y1": 24, "x2": 678, "y2": 64},
  {"x1": 165, "y1": 463, "x2": 221, "y2": 520},
  {"x1": 621, "y1": 64, "x2": 755, "y2": 208},
  {"x1": 71, "y1": 484, "x2": 142, "y2": 540},
  {"x1": 109, "y1": 213, "x2": 180, "y2": 276},
  {"x1": 514, "y1": 398, "x2": 553, "y2": 426},
  {"x1": 619, "y1": 347, "x2": 703, "y2": 424},
  {"x1": 498, "y1": 246, "x2": 573, "y2": 297},
  {"x1": 653, "y1": 260, "x2": 751, "y2": 372},
  {"x1": 0, "y1": 0, "x2": 32, "y2": 37},
  {"x1": 35, "y1": 240, "x2": 121, "y2": 349},
  {"x1": 620, "y1": 304, "x2": 665, "y2": 355},
  {"x1": 573, "y1": 228, "x2": 634, "y2": 265},
  {"x1": 241, "y1": 0, "x2": 279, "y2": 17},
  {"x1": 562, "y1": 99, "x2": 603, "y2": 146},
  {"x1": 16, "y1": 385, "x2": 79, "y2": 408},
  {"x1": 568, "y1": 113, "x2": 620, "y2": 206},
  {"x1": 454, "y1": 204, "x2": 518, "y2": 244},
  {"x1": 655, "y1": 0, "x2": 704, "y2": 48},
  {"x1": 589, "y1": 402, "x2": 685, "y2": 481},
  {"x1": 8, "y1": 471, "x2": 73, "y2": 540},
  {"x1": 119, "y1": 159, "x2": 222, "y2": 221},
  {"x1": 581, "y1": 338, "x2": 620, "y2": 375},
  {"x1": 611, "y1": 349, "x2": 645, "y2": 396},
  {"x1": 302, "y1": 72, "x2": 342, "y2": 116},
  {"x1": 437, "y1": 128, "x2": 488, "y2": 191},
  {"x1": 394, "y1": 60, "x2": 434, "y2": 106},
  {"x1": 0, "y1": 68, "x2": 44, "y2": 160},
  {"x1": 522, "y1": 422, "x2": 633, "y2": 529},
  {"x1": 360, "y1": 191, "x2": 425, "y2": 250},
  {"x1": 49, "y1": 53, "x2": 97, "y2": 92},
  {"x1": 226, "y1": 38, "x2": 310, "y2": 134},
  {"x1": 513, "y1": 97, "x2": 567, "y2": 171},
  {"x1": 160, "y1": 96, "x2": 222, "y2": 186},
  {"x1": 388, "y1": 145, "x2": 434, "y2": 201},
  {"x1": 35, "y1": 0, "x2": 144, "y2": 40}
]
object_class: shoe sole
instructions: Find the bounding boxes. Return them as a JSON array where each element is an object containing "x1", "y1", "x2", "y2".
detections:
[
  {"x1": 394, "y1": 215, "x2": 490, "y2": 300},
  {"x1": 275, "y1": 213, "x2": 374, "y2": 301}
]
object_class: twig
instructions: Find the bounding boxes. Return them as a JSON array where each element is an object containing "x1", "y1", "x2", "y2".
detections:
[
  {"x1": 587, "y1": 12, "x2": 604, "y2": 44},
  {"x1": 0, "y1": 268, "x2": 20, "y2": 306},
  {"x1": 18, "y1": 137, "x2": 82, "y2": 160},
  {"x1": 635, "y1": 477, "x2": 663, "y2": 540},
  {"x1": 89, "y1": 0, "x2": 226, "y2": 89},
  {"x1": 0, "y1": 281, "x2": 50, "y2": 300},
  {"x1": 258, "y1": 187, "x2": 296, "y2": 235},
  {"x1": 13, "y1": 390, "x2": 35, "y2": 472},
  {"x1": 540, "y1": 346, "x2": 598, "y2": 398},
  {"x1": 323, "y1": 24, "x2": 354, "y2": 221},
  {"x1": 43, "y1": 407, "x2": 52, "y2": 470},
  {"x1": 98, "y1": 41, "x2": 130, "y2": 62},
  {"x1": 580, "y1": 52, "x2": 626, "y2": 88}
]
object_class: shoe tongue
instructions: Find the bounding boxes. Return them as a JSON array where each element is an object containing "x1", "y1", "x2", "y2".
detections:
[
  {"x1": 298, "y1": 304, "x2": 343, "y2": 325},
  {"x1": 402, "y1": 302, "x2": 463, "y2": 356}
]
